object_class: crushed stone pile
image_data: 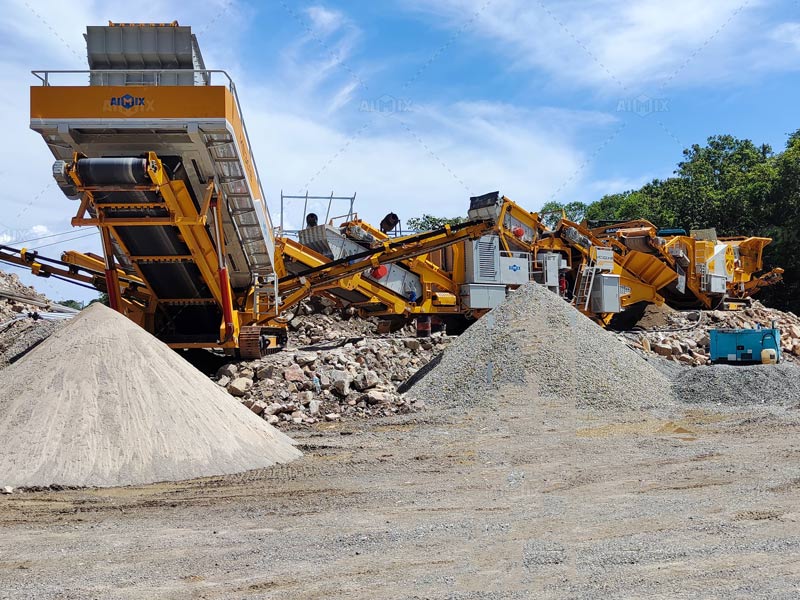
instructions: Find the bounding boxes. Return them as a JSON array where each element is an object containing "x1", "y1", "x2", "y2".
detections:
[
  {"x1": 0, "y1": 303, "x2": 300, "y2": 489},
  {"x1": 670, "y1": 362, "x2": 800, "y2": 407},
  {"x1": 405, "y1": 282, "x2": 674, "y2": 411},
  {"x1": 624, "y1": 301, "x2": 800, "y2": 367},
  {"x1": 211, "y1": 296, "x2": 447, "y2": 427}
]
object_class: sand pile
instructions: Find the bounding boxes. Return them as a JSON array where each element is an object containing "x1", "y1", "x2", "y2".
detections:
[
  {"x1": 407, "y1": 282, "x2": 674, "y2": 411},
  {"x1": 0, "y1": 304, "x2": 300, "y2": 488}
]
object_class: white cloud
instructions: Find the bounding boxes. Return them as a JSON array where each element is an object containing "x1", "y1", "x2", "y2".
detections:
[
  {"x1": 770, "y1": 21, "x2": 800, "y2": 51},
  {"x1": 306, "y1": 5, "x2": 346, "y2": 36},
  {"x1": 588, "y1": 175, "x2": 655, "y2": 198},
  {"x1": 404, "y1": 0, "x2": 797, "y2": 91}
]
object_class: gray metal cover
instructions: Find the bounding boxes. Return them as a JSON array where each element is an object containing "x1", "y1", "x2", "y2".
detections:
[
  {"x1": 590, "y1": 273, "x2": 621, "y2": 313},
  {"x1": 706, "y1": 273, "x2": 727, "y2": 294},
  {"x1": 539, "y1": 253, "x2": 560, "y2": 288},
  {"x1": 460, "y1": 284, "x2": 506, "y2": 309},
  {"x1": 297, "y1": 225, "x2": 340, "y2": 258},
  {"x1": 465, "y1": 235, "x2": 500, "y2": 283},
  {"x1": 85, "y1": 24, "x2": 206, "y2": 86},
  {"x1": 499, "y1": 254, "x2": 529, "y2": 285}
]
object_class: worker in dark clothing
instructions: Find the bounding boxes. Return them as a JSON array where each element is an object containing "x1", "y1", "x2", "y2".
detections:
[{"x1": 305, "y1": 212, "x2": 319, "y2": 228}]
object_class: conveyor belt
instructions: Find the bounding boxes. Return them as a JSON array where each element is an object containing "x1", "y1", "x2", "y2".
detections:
[
  {"x1": 77, "y1": 157, "x2": 148, "y2": 185},
  {"x1": 79, "y1": 157, "x2": 220, "y2": 343}
]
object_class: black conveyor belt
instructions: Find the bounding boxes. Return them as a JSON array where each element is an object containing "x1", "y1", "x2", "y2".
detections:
[{"x1": 77, "y1": 158, "x2": 149, "y2": 185}]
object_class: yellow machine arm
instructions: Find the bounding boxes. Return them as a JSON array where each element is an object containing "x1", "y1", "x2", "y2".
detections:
[{"x1": 271, "y1": 220, "x2": 493, "y2": 319}]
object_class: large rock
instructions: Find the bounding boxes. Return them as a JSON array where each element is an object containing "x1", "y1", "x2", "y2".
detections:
[
  {"x1": 329, "y1": 370, "x2": 351, "y2": 396},
  {"x1": 283, "y1": 364, "x2": 306, "y2": 382},
  {"x1": 256, "y1": 364, "x2": 278, "y2": 380},
  {"x1": 353, "y1": 370, "x2": 380, "y2": 391},
  {"x1": 227, "y1": 377, "x2": 253, "y2": 397},
  {"x1": 250, "y1": 401, "x2": 267, "y2": 415},
  {"x1": 365, "y1": 390, "x2": 392, "y2": 405},
  {"x1": 404, "y1": 339, "x2": 421, "y2": 351},
  {"x1": 652, "y1": 342, "x2": 673, "y2": 357},
  {"x1": 294, "y1": 351, "x2": 317, "y2": 366},
  {"x1": 217, "y1": 363, "x2": 238, "y2": 379}
]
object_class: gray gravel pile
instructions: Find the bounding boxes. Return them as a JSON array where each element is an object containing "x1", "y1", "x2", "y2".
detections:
[
  {"x1": 671, "y1": 362, "x2": 800, "y2": 407},
  {"x1": 406, "y1": 282, "x2": 674, "y2": 411}
]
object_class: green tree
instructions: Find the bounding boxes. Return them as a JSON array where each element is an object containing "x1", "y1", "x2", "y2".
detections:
[
  {"x1": 57, "y1": 299, "x2": 83, "y2": 310},
  {"x1": 406, "y1": 214, "x2": 465, "y2": 231},
  {"x1": 539, "y1": 200, "x2": 588, "y2": 228},
  {"x1": 758, "y1": 130, "x2": 800, "y2": 309},
  {"x1": 89, "y1": 292, "x2": 110, "y2": 306},
  {"x1": 672, "y1": 135, "x2": 775, "y2": 235}
]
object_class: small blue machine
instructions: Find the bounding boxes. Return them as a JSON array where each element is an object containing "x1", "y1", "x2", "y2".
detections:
[{"x1": 709, "y1": 324, "x2": 781, "y2": 365}]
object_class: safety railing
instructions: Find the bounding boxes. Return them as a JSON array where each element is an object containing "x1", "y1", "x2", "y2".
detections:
[{"x1": 30, "y1": 69, "x2": 235, "y2": 88}]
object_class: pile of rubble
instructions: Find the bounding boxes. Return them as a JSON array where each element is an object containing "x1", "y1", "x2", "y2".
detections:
[
  {"x1": 0, "y1": 270, "x2": 74, "y2": 367},
  {"x1": 216, "y1": 330, "x2": 450, "y2": 427},
  {"x1": 283, "y1": 297, "x2": 415, "y2": 344},
  {"x1": 625, "y1": 301, "x2": 800, "y2": 366},
  {"x1": 0, "y1": 270, "x2": 51, "y2": 319}
]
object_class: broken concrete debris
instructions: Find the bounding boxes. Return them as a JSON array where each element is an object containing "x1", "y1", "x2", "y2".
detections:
[
  {"x1": 624, "y1": 301, "x2": 800, "y2": 366},
  {"x1": 215, "y1": 332, "x2": 449, "y2": 427}
]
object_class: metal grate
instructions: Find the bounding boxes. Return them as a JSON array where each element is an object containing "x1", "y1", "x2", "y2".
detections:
[{"x1": 477, "y1": 237, "x2": 498, "y2": 279}]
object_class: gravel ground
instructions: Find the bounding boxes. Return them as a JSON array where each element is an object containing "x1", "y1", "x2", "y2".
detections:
[
  {"x1": 1, "y1": 383, "x2": 798, "y2": 598},
  {"x1": 408, "y1": 282, "x2": 675, "y2": 412},
  {"x1": 671, "y1": 362, "x2": 800, "y2": 407},
  {"x1": 2, "y1": 284, "x2": 799, "y2": 597}
]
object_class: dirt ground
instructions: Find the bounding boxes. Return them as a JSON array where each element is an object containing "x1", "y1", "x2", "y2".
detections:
[{"x1": 1, "y1": 385, "x2": 799, "y2": 599}]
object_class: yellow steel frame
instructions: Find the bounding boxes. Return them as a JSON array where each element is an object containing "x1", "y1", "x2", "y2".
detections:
[{"x1": 66, "y1": 151, "x2": 241, "y2": 346}]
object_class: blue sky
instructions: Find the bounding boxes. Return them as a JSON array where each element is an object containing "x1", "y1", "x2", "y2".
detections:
[{"x1": 1, "y1": 0, "x2": 799, "y2": 303}]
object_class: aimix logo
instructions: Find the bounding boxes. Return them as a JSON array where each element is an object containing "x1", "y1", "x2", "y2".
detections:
[{"x1": 105, "y1": 93, "x2": 153, "y2": 114}]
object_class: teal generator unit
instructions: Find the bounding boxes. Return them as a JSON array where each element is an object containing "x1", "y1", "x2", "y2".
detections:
[{"x1": 709, "y1": 326, "x2": 781, "y2": 365}]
